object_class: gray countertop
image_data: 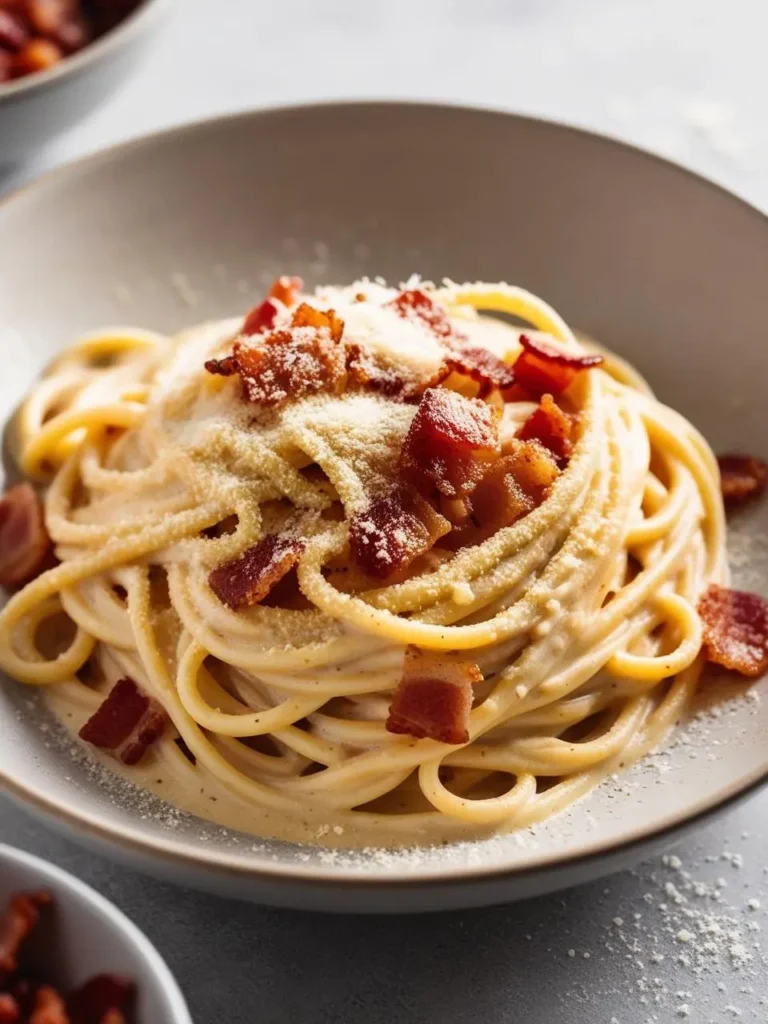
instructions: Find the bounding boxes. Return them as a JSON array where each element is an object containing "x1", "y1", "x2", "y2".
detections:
[{"x1": 2, "y1": 1, "x2": 768, "y2": 1021}]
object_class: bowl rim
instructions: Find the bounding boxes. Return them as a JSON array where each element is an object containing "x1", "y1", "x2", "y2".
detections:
[
  {"x1": 0, "y1": 842, "x2": 193, "y2": 1021},
  {"x1": 0, "y1": 0, "x2": 171, "y2": 101},
  {"x1": 0, "y1": 100, "x2": 766, "y2": 891}
]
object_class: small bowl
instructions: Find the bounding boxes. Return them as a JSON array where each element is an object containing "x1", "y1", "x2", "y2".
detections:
[
  {"x1": 0, "y1": 843, "x2": 192, "y2": 1023},
  {"x1": 0, "y1": 0, "x2": 170, "y2": 166}
]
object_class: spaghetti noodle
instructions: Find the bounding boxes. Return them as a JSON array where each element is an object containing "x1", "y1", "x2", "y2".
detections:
[{"x1": 0, "y1": 280, "x2": 733, "y2": 847}]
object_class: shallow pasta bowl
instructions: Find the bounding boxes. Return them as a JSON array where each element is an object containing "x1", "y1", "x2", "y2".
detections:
[{"x1": 0, "y1": 102, "x2": 767, "y2": 913}]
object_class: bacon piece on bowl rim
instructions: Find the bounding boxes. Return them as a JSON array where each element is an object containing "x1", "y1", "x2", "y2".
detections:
[
  {"x1": 517, "y1": 393, "x2": 576, "y2": 464},
  {"x1": 0, "y1": 483, "x2": 53, "y2": 588},
  {"x1": 78, "y1": 677, "x2": 167, "y2": 766},
  {"x1": 698, "y1": 583, "x2": 768, "y2": 678},
  {"x1": 209, "y1": 534, "x2": 306, "y2": 609},
  {"x1": 349, "y1": 487, "x2": 450, "y2": 580},
  {"x1": 717, "y1": 453, "x2": 768, "y2": 506},
  {"x1": 400, "y1": 387, "x2": 500, "y2": 499},
  {"x1": 0, "y1": 892, "x2": 51, "y2": 980},
  {"x1": 514, "y1": 335, "x2": 603, "y2": 397},
  {"x1": 386, "y1": 646, "x2": 483, "y2": 744}
]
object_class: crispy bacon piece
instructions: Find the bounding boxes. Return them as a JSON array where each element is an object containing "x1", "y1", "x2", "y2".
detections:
[
  {"x1": 209, "y1": 534, "x2": 306, "y2": 608},
  {"x1": 400, "y1": 388, "x2": 500, "y2": 499},
  {"x1": 241, "y1": 299, "x2": 279, "y2": 338},
  {"x1": 345, "y1": 344, "x2": 409, "y2": 398},
  {"x1": 514, "y1": 335, "x2": 603, "y2": 397},
  {"x1": 698, "y1": 584, "x2": 768, "y2": 678},
  {"x1": 349, "y1": 487, "x2": 450, "y2": 579},
  {"x1": 79, "y1": 677, "x2": 167, "y2": 766},
  {"x1": 29, "y1": 986, "x2": 68, "y2": 1024},
  {"x1": 387, "y1": 289, "x2": 463, "y2": 343},
  {"x1": 443, "y1": 439, "x2": 559, "y2": 550},
  {"x1": 267, "y1": 275, "x2": 302, "y2": 307},
  {"x1": 240, "y1": 276, "x2": 303, "y2": 337},
  {"x1": 717, "y1": 453, "x2": 768, "y2": 506},
  {"x1": 290, "y1": 302, "x2": 344, "y2": 343},
  {"x1": 68, "y1": 975, "x2": 134, "y2": 1024},
  {"x1": 0, "y1": 892, "x2": 50, "y2": 980},
  {"x1": 444, "y1": 346, "x2": 517, "y2": 395},
  {"x1": 0, "y1": 994, "x2": 19, "y2": 1023},
  {"x1": 218, "y1": 303, "x2": 347, "y2": 407},
  {"x1": 0, "y1": 483, "x2": 53, "y2": 588},
  {"x1": 0, "y1": 10, "x2": 28, "y2": 50},
  {"x1": 386, "y1": 645, "x2": 482, "y2": 744},
  {"x1": 501, "y1": 438, "x2": 560, "y2": 502},
  {"x1": 517, "y1": 393, "x2": 576, "y2": 464}
]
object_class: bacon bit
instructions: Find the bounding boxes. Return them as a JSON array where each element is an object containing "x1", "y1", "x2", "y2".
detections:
[
  {"x1": 0, "y1": 10, "x2": 28, "y2": 50},
  {"x1": 345, "y1": 344, "x2": 408, "y2": 398},
  {"x1": 241, "y1": 299, "x2": 279, "y2": 337},
  {"x1": 717, "y1": 453, "x2": 768, "y2": 506},
  {"x1": 0, "y1": 483, "x2": 54, "y2": 588},
  {"x1": 68, "y1": 975, "x2": 134, "y2": 1024},
  {"x1": 29, "y1": 986, "x2": 68, "y2": 1024},
  {"x1": 386, "y1": 646, "x2": 482, "y2": 744},
  {"x1": 290, "y1": 302, "x2": 344, "y2": 343},
  {"x1": 698, "y1": 584, "x2": 768, "y2": 678},
  {"x1": 400, "y1": 388, "x2": 500, "y2": 499},
  {"x1": 0, "y1": 893, "x2": 50, "y2": 979},
  {"x1": 224, "y1": 302, "x2": 348, "y2": 407},
  {"x1": 514, "y1": 335, "x2": 603, "y2": 397},
  {"x1": 233, "y1": 329, "x2": 346, "y2": 406},
  {"x1": 79, "y1": 677, "x2": 167, "y2": 766},
  {"x1": 442, "y1": 442, "x2": 557, "y2": 551},
  {"x1": 209, "y1": 534, "x2": 306, "y2": 608},
  {"x1": 203, "y1": 354, "x2": 237, "y2": 376},
  {"x1": 387, "y1": 289, "x2": 463, "y2": 343},
  {"x1": 14, "y1": 37, "x2": 62, "y2": 74},
  {"x1": 444, "y1": 346, "x2": 517, "y2": 396},
  {"x1": 268, "y1": 275, "x2": 302, "y2": 307},
  {"x1": 0, "y1": 994, "x2": 19, "y2": 1023},
  {"x1": 501, "y1": 438, "x2": 560, "y2": 503},
  {"x1": 239, "y1": 276, "x2": 303, "y2": 337},
  {"x1": 349, "y1": 487, "x2": 450, "y2": 579},
  {"x1": 517, "y1": 393, "x2": 576, "y2": 464},
  {"x1": 469, "y1": 458, "x2": 535, "y2": 530}
]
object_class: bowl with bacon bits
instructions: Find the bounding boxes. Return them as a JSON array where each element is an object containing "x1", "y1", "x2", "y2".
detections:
[
  {"x1": 0, "y1": 0, "x2": 169, "y2": 164},
  {"x1": 0, "y1": 843, "x2": 192, "y2": 1024},
  {"x1": 0, "y1": 103, "x2": 767, "y2": 913}
]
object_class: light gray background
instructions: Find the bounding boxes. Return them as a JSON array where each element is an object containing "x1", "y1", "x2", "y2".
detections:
[{"x1": 2, "y1": 2, "x2": 768, "y2": 1022}]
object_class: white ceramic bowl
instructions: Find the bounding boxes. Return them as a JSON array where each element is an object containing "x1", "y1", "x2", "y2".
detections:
[
  {"x1": 0, "y1": 0, "x2": 170, "y2": 165},
  {"x1": 0, "y1": 843, "x2": 192, "y2": 1022},
  {"x1": 0, "y1": 103, "x2": 766, "y2": 912}
]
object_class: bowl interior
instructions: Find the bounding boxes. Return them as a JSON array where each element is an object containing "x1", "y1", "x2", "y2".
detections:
[
  {"x1": 0, "y1": 845, "x2": 190, "y2": 1021},
  {"x1": 0, "y1": 103, "x2": 766, "y2": 897}
]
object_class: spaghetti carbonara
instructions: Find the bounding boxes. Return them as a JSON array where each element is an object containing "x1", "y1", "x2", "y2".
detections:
[{"x1": 0, "y1": 279, "x2": 729, "y2": 847}]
